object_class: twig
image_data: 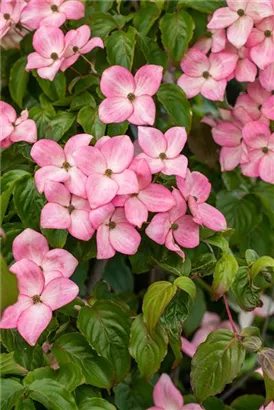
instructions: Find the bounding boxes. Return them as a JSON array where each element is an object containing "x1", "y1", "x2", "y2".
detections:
[{"x1": 223, "y1": 294, "x2": 238, "y2": 335}]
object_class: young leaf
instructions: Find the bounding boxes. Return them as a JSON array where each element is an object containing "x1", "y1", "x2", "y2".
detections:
[
  {"x1": 174, "y1": 276, "x2": 196, "y2": 300},
  {"x1": 231, "y1": 267, "x2": 262, "y2": 311},
  {"x1": 106, "y1": 27, "x2": 136, "y2": 70},
  {"x1": 250, "y1": 256, "x2": 274, "y2": 280},
  {"x1": 212, "y1": 253, "x2": 238, "y2": 300},
  {"x1": 9, "y1": 56, "x2": 29, "y2": 107}
]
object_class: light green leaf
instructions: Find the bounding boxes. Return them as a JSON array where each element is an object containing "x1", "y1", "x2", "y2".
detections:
[
  {"x1": 77, "y1": 106, "x2": 106, "y2": 140},
  {"x1": 0, "y1": 352, "x2": 27, "y2": 376},
  {"x1": 79, "y1": 398, "x2": 116, "y2": 410},
  {"x1": 0, "y1": 378, "x2": 25, "y2": 410},
  {"x1": 174, "y1": 276, "x2": 196, "y2": 300},
  {"x1": 0, "y1": 254, "x2": 18, "y2": 314},
  {"x1": 9, "y1": 56, "x2": 29, "y2": 107},
  {"x1": 14, "y1": 398, "x2": 35, "y2": 410},
  {"x1": 106, "y1": 27, "x2": 136, "y2": 70},
  {"x1": 212, "y1": 253, "x2": 238, "y2": 300},
  {"x1": 250, "y1": 256, "x2": 274, "y2": 280}
]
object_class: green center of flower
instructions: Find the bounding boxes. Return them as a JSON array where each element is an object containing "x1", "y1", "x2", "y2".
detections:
[
  {"x1": 171, "y1": 223, "x2": 179, "y2": 231},
  {"x1": 3, "y1": 13, "x2": 10, "y2": 20},
  {"x1": 51, "y1": 4, "x2": 58, "y2": 11},
  {"x1": 67, "y1": 205, "x2": 75, "y2": 214},
  {"x1": 32, "y1": 295, "x2": 41, "y2": 304},
  {"x1": 127, "y1": 93, "x2": 135, "y2": 102},
  {"x1": 108, "y1": 221, "x2": 116, "y2": 230},
  {"x1": 159, "y1": 152, "x2": 167, "y2": 160},
  {"x1": 262, "y1": 146, "x2": 269, "y2": 153},
  {"x1": 62, "y1": 161, "x2": 71, "y2": 171},
  {"x1": 203, "y1": 71, "x2": 210, "y2": 79},
  {"x1": 73, "y1": 46, "x2": 79, "y2": 53},
  {"x1": 265, "y1": 30, "x2": 272, "y2": 37},
  {"x1": 105, "y1": 169, "x2": 113, "y2": 177},
  {"x1": 237, "y1": 9, "x2": 245, "y2": 16},
  {"x1": 51, "y1": 52, "x2": 59, "y2": 60}
]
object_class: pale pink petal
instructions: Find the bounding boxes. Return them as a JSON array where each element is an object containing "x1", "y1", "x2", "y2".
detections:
[
  {"x1": 33, "y1": 26, "x2": 65, "y2": 57},
  {"x1": 135, "y1": 154, "x2": 164, "y2": 174},
  {"x1": 71, "y1": 195, "x2": 90, "y2": 211},
  {"x1": 64, "y1": 133, "x2": 93, "y2": 164},
  {"x1": 86, "y1": 174, "x2": 118, "y2": 209},
  {"x1": 247, "y1": 80, "x2": 271, "y2": 104},
  {"x1": 201, "y1": 78, "x2": 227, "y2": 101},
  {"x1": 40, "y1": 12, "x2": 67, "y2": 28},
  {"x1": 42, "y1": 271, "x2": 63, "y2": 286},
  {"x1": 165, "y1": 127, "x2": 187, "y2": 158},
  {"x1": 20, "y1": 0, "x2": 50, "y2": 29},
  {"x1": 34, "y1": 166, "x2": 69, "y2": 194},
  {"x1": 10, "y1": 120, "x2": 37, "y2": 144},
  {"x1": 207, "y1": 8, "x2": 239, "y2": 30},
  {"x1": 246, "y1": 28, "x2": 265, "y2": 48},
  {"x1": 10, "y1": 259, "x2": 44, "y2": 297},
  {"x1": 37, "y1": 60, "x2": 62, "y2": 81},
  {"x1": 235, "y1": 58, "x2": 257, "y2": 82},
  {"x1": 110, "y1": 223, "x2": 141, "y2": 255},
  {"x1": 174, "y1": 215, "x2": 200, "y2": 248},
  {"x1": 96, "y1": 224, "x2": 115, "y2": 260},
  {"x1": 42, "y1": 249, "x2": 78, "y2": 278},
  {"x1": 17, "y1": 303, "x2": 52, "y2": 346},
  {"x1": 111, "y1": 207, "x2": 129, "y2": 224},
  {"x1": 209, "y1": 52, "x2": 238, "y2": 80},
  {"x1": 26, "y1": 52, "x2": 52, "y2": 70},
  {"x1": 65, "y1": 167, "x2": 87, "y2": 198},
  {"x1": 101, "y1": 135, "x2": 134, "y2": 173},
  {"x1": 0, "y1": 101, "x2": 16, "y2": 122},
  {"x1": 177, "y1": 170, "x2": 211, "y2": 203},
  {"x1": 41, "y1": 203, "x2": 71, "y2": 230},
  {"x1": 73, "y1": 146, "x2": 106, "y2": 176},
  {"x1": 112, "y1": 169, "x2": 139, "y2": 195},
  {"x1": 134, "y1": 65, "x2": 163, "y2": 96},
  {"x1": 227, "y1": 16, "x2": 253, "y2": 48},
  {"x1": 169, "y1": 188, "x2": 187, "y2": 222},
  {"x1": 180, "y1": 48, "x2": 210, "y2": 77},
  {"x1": 259, "y1": 62, "x2": 274, "y2": 92},
  {"x1": 220, "y1": 145, "x2": 242, "y2": 171},
  {"x1": 0, "y1": 296, "x2": 32, "y2": 329},
  {"x1": 128, "y1": 95, "x2": 156, "y2": 126},
  {"x1": 162, "y1": 155, "x2": 188, "y2": 177},
  {"x1": 177, "y1": 74, "x2": 205, "y2": 99},
  {"x1": 125, "y1": 196, "x2": 148, "y2": 228},
  {"x1": 59, "y1": 0, "x2": 85, "y2": 19},
  {"x1": 138, "y1": 126, "x2": 167, "y2": 157},
  {"x1": 0, "y1": 115, "x2": 13, "y2": 141},
  {"x1": 184, "y1": 404, "x2": 203, "y2": 410},
  {"x1": 259, "y1": 152, "x2": 274, "y2": 184},
  {"x1": 241, "y1": 149, "x2": 263, "y2": 177},
  {"x1": 246, "y1": 0, "x2": 274, "y2": 22},
  {"x1": 192, "y1": 202, "x2": 227, "y2": 231},
  {"x1": 192, "y1": 37, "x2": 212, "y2": 54},
  {"x1": 98, "y1": 97, "x2": 133, "y2": 124},
  {"x1": 181, "y1": 337, "x2": 197, "y2": 358},
  {"x1": 250, "y1": 38, "x2": 274, "y2": 70},
  {"x1": 139, "y1": 184, "x2": 175, "y2": 212},
  {"x1": 212, "y1": 29, "x2": 227, "y2": 53},
  {"x1": 81, "y1": 37, "x2": 104, "y2": 54},
  {"x1": 242, "y1": 121, "x2": 271, "y2": 148},
  {"x1": 212, "y1": 122, "x2": 242, "y2": 147},
  {"x1": 100, "y1": 65, "x2": 135, "y2": 98},
  {"x1": 12, "y1": 228, "x2": 49, "y2": 264},
  {"x1": 44, "y1": 181, "x2": 70, "y2": 206},
  {"x1": 41, "y1": 277, "x2": 79, "y2": 310},
  {"x1": 69, "y1": 210, "x2": 95, "y2": 241},
  {"x1": 153, "y1": 374, "x2": 184, "y2": 410},
  {"x1": 129, "y1": 158, "x2": 151, "y2": 190},
  {"x1": 60, "y1": 54, "x2": 79, "y2": 71},
  {"x1": 31, "y1": 139, "x2": 65, "y2": 167},
  {"x1": 262, "y1": 96, "x2": 274, "y2": 121},
  {"x1": 95, "y1": 136, "x2": 111, "y2": 150},
  {"x1": 112, "y1": 195, "x2": 128, "y2": 207},
  {"x1": 89, "y1": 203, "x2": 115, "y2": 229},
  {"x1": 145, "y1": 213, "x2": 170, "y2": 245}
]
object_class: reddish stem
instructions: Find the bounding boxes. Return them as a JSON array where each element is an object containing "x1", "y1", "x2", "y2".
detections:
[{"x1": 223, "y1": 294, "x2": 238, "y2": 335}]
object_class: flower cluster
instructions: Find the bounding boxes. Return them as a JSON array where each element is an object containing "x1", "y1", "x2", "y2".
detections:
[
  {"x1": 0, "y1": 229, "x2": 79, "y2": 345},
  {"x1": 31, "y1": 128, "x2": 226, "y2": 260},
  {"x1": 0, "y1": 101, "x2": 37, "y2": 148}
]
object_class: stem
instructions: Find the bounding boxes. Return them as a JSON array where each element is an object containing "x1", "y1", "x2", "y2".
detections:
[
  {"x1": 223, "y1": 294, "x2": 238, "y2": 335},
  {"x1": 80, "y1": 55, "x2": 98, "y2": 74},
  {"x1": 69, "y1": 66, "x2": 83, "y2": 77}
]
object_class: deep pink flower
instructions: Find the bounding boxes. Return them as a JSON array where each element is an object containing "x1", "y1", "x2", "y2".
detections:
[
  {"x1": 73, "y1": 135, "x2": 139, "y2": 209},
  {"x1": 113, "y1": 158, "x2": 175, "y2": 228},
  {"x1": 136, "y1": 126, "x2": 188, "y2": 177},
  {"x1": 207, "y1": 0, "x2": 273, "y2": 49},
  {"x1": 61, "y1": 25, "x2": 104, "y2": 71},
  {"x1": 259, "y1": 62, "x2": 274, "y2": 91},
  {"x1": 147, "y1": 373, "x2": 202, "y2": 410},
  {"x1": 0, "y1": 262, "x2": 78, "y2": 345},
  {"x1": 177, "y1": 170, "x2": 227, "y2": 231},
  {"x1": 10, "y1": 228, "x2": 78, "y2": 285},
  {"x1": 26, "y1": 26, "x2": 76, "y2": 81},
  {"x1": 226, "y1": 44, "x2": 257, "y2": 82},
  {"x1": 241, "y1": 121, "x2": 274, "y2": 183},
  {"x1": 21, "y1": 0, "x2": 84, "y2": 29},
  {"x1": 0, "y1": 102, "x2": 37, "y2": 148},
  {"x1": 41, "y1": 182, "x2": 94, "y2": 241},
  {"x1": 31, "y1": 134, "x2": 92, "y2": 198},
  {"x1": 178, "y1": 48, "x2": 238, "y2": 101},
  {"x1": 89, "y1": 205, "x2": 141, "y2": 259},
  {"x1": 247, "y1": 16, "x2": 274, "y2": 69},
  {"x1": 0, "y1": 0, "x2": 27, "y2": 39},
  {"x1": 98, "y1": 65, "x2": 163, "y2": 125},
  {"x1": 146, "y1": 189, "x2": 199, "y2": 260}
]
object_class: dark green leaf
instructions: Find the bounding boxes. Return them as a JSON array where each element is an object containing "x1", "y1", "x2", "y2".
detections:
[
  {"x1": 79, "y1": 398, "x2": 116, "y2": 410},
  {"x1": 191, "y1": 252, "x2": 216, "y2": 277},
  {"x1": 160, "y1": 290, "x2": 191, "y2": 339},
  {"x1": 107, "y1": 121, "x2": 129, "y2": 137},
  {"x1": 183, "y1": 287, "x2": 206, "y2": 336},
  {"x1": 0, "y1": 352, "x2": 27, "y2": 376},
  {"x1": 28, "y1": 379, "x2": 77, "y2": 410},
  {"x1": 0, "y1": 379, "x2": 25, "y2": 410},
  {"x1": 70, "y1": 92, "x2": 96, "y2": 111},
  {"x1": 230, "y1": 395, "x2": 265, "y2": 410},
  {"x1": 77, "y1": 106, "x2": 106, "y2": 139},
  {"x1": 36, "y1": 72, "x2": 66, "y2": 101},
  {"x1": 0, "y1": 254, "x2": 18, "y2": 314},
  {"x1": 45, "y1": 112, "x2": 75, "y2": 141},
  {"x1": 28, "y1": 105, "x2": 56, "y2": 139},
  {"x1": 252, "y1": 182, "x2": 274, "y2": 224},
  {"x1": 9, "y1": 56, "x2": 29, "y2": 107},
  {"x1": 87, "y1": 12, "x2": 118, "y2": 39},
  {"x1": 178, "y1": 0, "x2": 226, "y2": 13},
  {"x1": 103, "y1": 254, "x2": 134, "y2": 293},
  {"x1": 114, "y1": 372, "x2": 153, "y2": 410},
  {"x1": 106, "y1": 27, "x2": 136, "y2": 70},
  {"x1": 133, "y1": 3, "x2": 161, "y2": 35},
  {"x1": 14, "y1": 398, "x2": 35, "y2": 410},
  {"x1": 137, "y1": 34, "x2": 168, "y2": 69},
  {"x1": 41, "y1": 229, "x2": 68, "y2": 248}
]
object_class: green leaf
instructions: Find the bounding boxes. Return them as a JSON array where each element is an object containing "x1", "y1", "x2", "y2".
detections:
[
  {"x1": 184, "y1": 287, "x2": 206, "y2": 336},
  {"x1": 157, "y1": 83, "x2": 192, "y2": 131},
  {"x1": 9, "y1": 56, "x2": 29, "y2": 107},
  {"x1": 70, "y1": 92, "x2": 96, "y2": 111},
  {"x1": 174, "y1": 276, "x2": 196, "y2": 300},
  {"x1": 137, "y1": 34, "x2": 168, "y2": 69},
  {"x1": 178, "y1": 0, "x2": 226, "y2": 13},
  {"x1": 13, "y1": 175, "x2": 46, "y2": 230},
  {"x1": 14, "y1": 398, "x2": 35, "y2": 410},
  {"x1": 79, "y1": 398, "x2": 116, "y2": 410},
  {"x1": 191, "y1": 330, "x2": 245, "y2": 402},
  {"x1": 133, "y1": 2, "x2": 161, "y2": 35},
  {"x1": 252, "y1": 182, "x2": 274, "y2": 224},
  {"x1": 0, "y1": 352, "x2": 27, "y2": 376},
  {"x1": 103, "y1": 254, "x2": 134, "y2": 293},
  {"x1": 230, "y1": 395, "x2": 265, "y2": 410},
  {"x1": 87, "y1": 12, "x2": 118, "y2": 39},
  {"x1": 106, "y1": 27, "x2": 136, "y2": 70},
  {"x1": 0, "y1": 254, "x2": 18, "y2": 314},
  {"x1": 143, "y1": 281, "x2": 177, "y2": 332},
  {"x1": 28, "y1": 379, "x2": 77, "y2": 410},
  {"x1": 107, "y1": 121, "x2": 129, "y2": 137},
  {"x1": 1, "y1": 170, "x2": 30, "y2": 193},
  {"x1": 250, "y1": 256, "x2": 274, "y2": 280},
  {"x1": 114, "y1": 372, "x2": 153, "y2": 410},
  {"x1": 160, "y1": 10, "x2": 194, "y2": 62},
  {"x1": 191, "y1": 253, "x2": 216, "y2": 277},
  {"x1": 0, "y1": 186, "x2": 12, "y2": 225},
  {"x1": 77, "y1": 301, "x2": 132, "y2": 383},
  {"x1": 231, "y1": 267, "x2": 261, "y2": 312},
  {"x1": 0, "y1": 379, "x2": 25, "y2": 410},
  {"x1": 129, "y1": 314, "x2": 168, "y2": 379},
  {"x1": 77, "y1": 106, "x2": 106, "y2": 139},
  {"x1": 212, "y1": 253, "x2": 238, "y2": 300},
  {"x1": 41, "y1": 229, "x2": 68, "y2": 248},
  {"x1": 160, "y1": 290, "x2": 191, "y2": 339},
  {"x1": 28, "y1": 105, "x2": 55, "y2": 139},
  {"x1": 45, "y1": 112, "x2": 76, "y2": 141},
  {"x1": 36, "y1": 72, "x2": 66, "y2": 101},
  {"x1": 52, "y1": 332, "x2": 114, "y2": 390},
  {"x1": 152, "y1": 249, "x2": 191, "y2": 277}
]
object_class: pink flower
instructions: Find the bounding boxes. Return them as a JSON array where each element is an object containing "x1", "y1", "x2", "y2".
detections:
[
  {"x1": 10, "y1": 228, "x2": 78, "y2": 285},
  {"x1": 98, "y1": 65, "x2": 163, "y2": 125},
  {"x1": 61, "y1": 25, "x2": 104, "y2": 71},
  {"x1": 259, "y1": 62, "x2": 274, "y2": 91},
  {"x1": 1, "y1": 26, "x2": 28, "y2": 49},
  {"x1": 260, "y1": 402, "x2": 274, "y2": 410},
  {"x1": 41, "y1": 182, "x2": 94, "y2": 241},
  {"x1": 0, "y1": 261, "x2": 78, "y2": 345},
  {"x1": 178, "y1": 48, "x2": 238, "y2": 101},
  {"x1": 89, "y1": 205, "x2": 141, "y2": 259},
  {"x1": 73, "y1": 135, "x2": 139, "y2": 209},
  {"x1": 113, "y1": 158, "x2": 175, "y2": 228},
  {"x1": 0, "y1": 102, "x2": 37, "y2": 148},
  {"x1": 146, "y1": 189, "x2": 200, "y2": 260},
  {"x1": 207, "y1": 0, "x2": 273, "y2": 49},
  {"x1": 194, "y1": 28, "x2": 226, "y2": 54},
  {"x1": 239, "y1": 295, "x2": 274, "y2": 328},
  {"x1": 26, "y1": 26, "x2": 76, "y2": 81},
  {"x1": 21, "y1": 0, "x2": 84, "y2": 30},
  {"x1": 247, "y1": 16, "x2": 274, "y2": 69},
  {"x1": 226, "y1": 44, "x2": 257, "y2": 82},
  {"x1": 31, "y1": 134, "x2": 92, "y2": 198},
  {"x1": 241, "y1": 121, "x2": 274, "y2": 183},
  {"x1": 0, "y1": 0, "x2": 27, "y2": 39},
  {"x1": 177, "y1": 170, "x2": 227, "y2": 232},
  {"x1": 147, "y1": 373, "x2": 202, "y2": 410},
  {"x1": 136, "y1": 126, "x2": 188, "y2": 177}
]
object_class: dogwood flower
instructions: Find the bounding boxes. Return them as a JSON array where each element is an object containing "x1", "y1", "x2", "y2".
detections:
[
  {"x1": 147, "y1": 374, "x2": 202, "y2": 410},
  {"x1": 259, "y1": 62, "x2": 274, "y2": 91},
  {"x1": 0, "y1": 262, "x2": 78, "y2": 345},
  {"x1": 247, "y1": 16, "x2": 274, "y2": 69},
  {"x1": 136, "y1": 126, "x2": 188, "y2": 177},
  {"x1": 207, "y1": 0, "x2": 273, "y2": 49},
  {"x1": 0, "y1": 0, "x2": 27, "y2": 39},
  {"x1": 260, "y1": 402, "x2": 274, "y2": 410},
  {"x1": 31, "y1": 134, "x2": 92, "y2": 198},
  {"x1": 239, "y1": 295, "x2": 274, "y2": 328},
  {"x1": 225, "y1": 44, "x2": 257, "y2": 82},
  {"x1": 61, "y1": 25, "x2": 104, "y2": 71},
  {"x1": 41, "y1": 182, "x2": 95, "y2": 241},
  {"x1": 10, "y1": 228, "x2": 78, "y2": 285},
  {"x1": 178, "y1": 48, "x2": 238, "y2": 101},
  {"x1": 0, "y1": 102, "x2": 37, "y2": 148},
  {"x1": 113, "y1": 158, "x2": 175, "y2": 228},
  {"x1": 73, "y1": 135, "x2": 139, "y2": 209},
  {"x1": 194, "y1": 28, "x2": 226, "y2": 54},
  {"x1": 21, "y1": 0, "x2": 84, "y2": 29},
  {"x1": 98, "y1": 65, "x2": 163, "y2": 125},
  {"x1": 146, "y1": 189, "x2": 200, "y2": 260},
  {"x1": 177, "y1": 170, "x2": 227, "y2": 231},
  {"x1": 89, "y1": 205, "x2": 141, "y2": 259}
]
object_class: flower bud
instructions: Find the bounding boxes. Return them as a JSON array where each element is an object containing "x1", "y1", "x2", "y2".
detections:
[{"x1": 242, "y1": 336, "x2": 262, "y2": 352}]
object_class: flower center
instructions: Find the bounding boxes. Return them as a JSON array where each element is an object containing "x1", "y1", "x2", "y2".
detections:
[
  {"x1": 159, "y1": 152, "x2": 167, "y2": 160},
  {"x1": 205, "y1": 31, "x2": 213, "y2": 38},
  {"x1": 202, "y1": 71, "x2": 210, "y2": 79},
  {"x1": 105, "y1": 169, "x2": 113, "y2": 177},
  {"x1": 131, "y1": 193, "x2": 138, "y2": 197},
  {"x1": 171, "y1": 223, "x2": 179, "y2": 231},
  {"x1": 3, "y1": 13, "x2": 10, "y2": 20},
  {"x1": 265, "y1": 30, "x2": 272, "y2": 37},
  {"x1": 32, "y1": 295, "x2": 41, "y2": 304},
  {"x1": 258, "y1": 104, "x2": 262, "y2": 110},
  {"x1": 62, "y1": 161, "x2": 71, "y2": 171},
  {"x1": 51, "y1": 4, "x2": 58, "y2": 11},
  {"x1": 237, "y1": 9, "x2": 245, "y2": 16},
  {"x1": 127, "y1": 93, "x2": 135, "y2": 102},
  {"x1": 73, "y1": 46, "x2": 79, "y2": 53},
  {"x1": 67, "y1": 204, "x2": 75, "y2": 213},
  {"x1": 262, "y1": 146, "x2": 269, "y2": 153},
  {"x1": 51, "y1": 52, "x2": 59, "y2": 60},
  {"x1": 108, "y1": 221, "x2": 116, "y2": 230}
]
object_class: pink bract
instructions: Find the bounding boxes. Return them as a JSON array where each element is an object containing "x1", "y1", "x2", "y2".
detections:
[
  {"x1": 247, "y1": 16, "x2": 274, "y2": 69},
  {"x1": 0, "y1": 0, "x2": 27, "y2": 39}
]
